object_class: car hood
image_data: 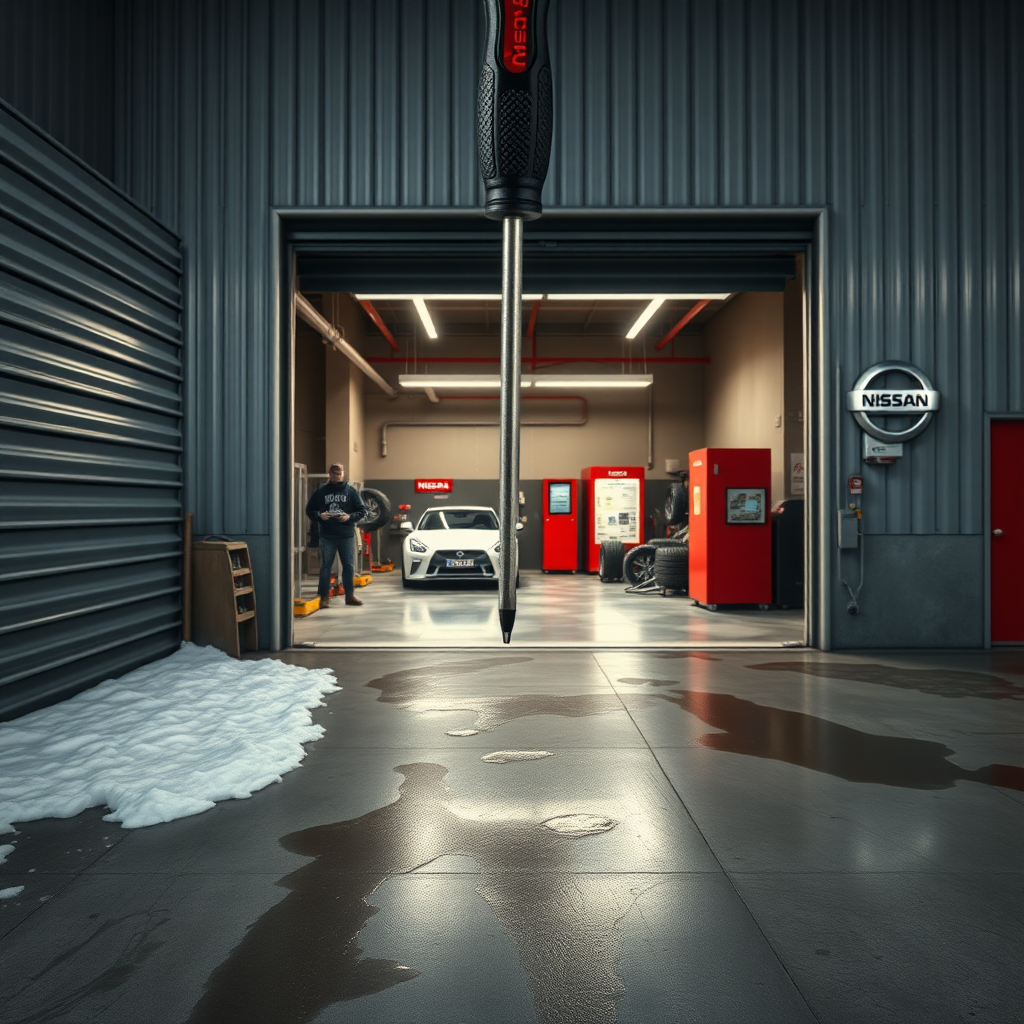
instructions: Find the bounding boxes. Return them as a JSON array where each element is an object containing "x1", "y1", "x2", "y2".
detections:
[{"x1": 411, "y1": 528, "x2": 497, "y2": 549}]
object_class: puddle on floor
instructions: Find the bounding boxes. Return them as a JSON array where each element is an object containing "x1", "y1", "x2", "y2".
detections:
[
  {"x1": 481, "y1": 750, "x2": 554, "y2": 763},
  {"x1": 747, "y1": 661, "x2": 1024, "y2": 701},
  {"x1": 186, "y1": 762, "x2": 624, "y2": 1024},
  {"x1": 542, "y1": 814, "x2": 617, "y2": 837},
  {"x1": 619, "y1": 680, "x2": 1024, "y2": 792}
]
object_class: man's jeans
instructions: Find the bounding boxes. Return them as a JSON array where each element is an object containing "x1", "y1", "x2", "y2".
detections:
[{"x1": 318, "y1": 535, "x2": 355, "y2": 597}]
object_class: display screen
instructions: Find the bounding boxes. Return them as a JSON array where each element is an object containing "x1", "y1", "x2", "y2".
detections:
[
  {"x1": 725, "y1": 487, "x2": 766, "y2": 524},
  {"x1": 548, "y1": 482, "x2": 572, "y2": 515}
]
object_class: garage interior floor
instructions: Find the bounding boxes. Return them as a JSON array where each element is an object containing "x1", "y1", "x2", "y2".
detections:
[
  {"x1": 2, "y1": 647, "x2": 1023, "y2": 1023},
  {"x1": 293, "y1": 568, "x2": 805, "y2": 647}
]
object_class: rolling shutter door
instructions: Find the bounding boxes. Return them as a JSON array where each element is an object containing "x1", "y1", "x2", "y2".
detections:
[{"x1": 0, "y1": 99, "x2": 183, "y2": 721}]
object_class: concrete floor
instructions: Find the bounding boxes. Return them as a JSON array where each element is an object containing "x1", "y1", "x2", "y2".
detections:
[
  {"x1": 292, "y1": 568, "x2": 806, "y2": 647},
  {"x1": 2, "y1": 648, "x2": 1023, "y2": 1023}
]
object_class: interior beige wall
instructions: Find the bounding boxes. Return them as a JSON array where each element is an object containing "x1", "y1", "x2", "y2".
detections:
[
  {"x1": 322, "y1": 293, "x2": 367, "y2": 483},
  {"x1": 293, "y1": 321, "x2": 325, "y2": 472},
  {"x1": 357, "y1": 344, "x2": 706, "y2": 481},
  {"x1": 703, "y1": 292, "x2": 786, "y2": 501}
]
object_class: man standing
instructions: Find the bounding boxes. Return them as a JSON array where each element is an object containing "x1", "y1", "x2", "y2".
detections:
[{"x1": 305, "y1": 462, "x2": 368, "y2": 608}]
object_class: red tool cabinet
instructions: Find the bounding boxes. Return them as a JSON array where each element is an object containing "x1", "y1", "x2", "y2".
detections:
[
  {"x1": 542, "y1": 479, "x2": 579, "y2": 571},
  {"x1": 688, "y1": 448, "x2": 772, "y2": 606}
]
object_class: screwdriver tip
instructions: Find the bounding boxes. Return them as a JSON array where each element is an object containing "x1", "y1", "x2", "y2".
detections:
[{"x1": 499, "y1": 607, "x2": 516, "y2": 645}]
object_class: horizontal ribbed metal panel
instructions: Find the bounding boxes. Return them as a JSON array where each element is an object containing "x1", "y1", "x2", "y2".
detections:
[
  {"x1": 0, "y1": 98, "x2": 183, "y2": 720},
  {"x1": 100, "y1": 0, "x2": 1023, "y2": 541}
]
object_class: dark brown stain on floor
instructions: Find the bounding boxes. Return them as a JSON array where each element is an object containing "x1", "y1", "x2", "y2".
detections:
[
  {"x1": 620, "y1": 681, "x2": 1024, "y2": 792},
  {"x1": 186, "y1": 763, "x2": 624, "y2": 1024},
  {"x1": 746, "y1": 661, "x2": 1024, "y2": 700}
]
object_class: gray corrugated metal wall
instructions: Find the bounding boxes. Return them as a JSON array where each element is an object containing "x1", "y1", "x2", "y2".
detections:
[
  {"x1": 0, "y1": 99, "x2": 183, "y2": 719},
  {"x1": 2, "y1": 0, "x2": 1021, "y2": 648},
  {"x1": 0, "y1": 0, "x2": 119, "y2": 181},
  {"x1": 109, "y1": 0, "x2": 1024, "y2": 532}
]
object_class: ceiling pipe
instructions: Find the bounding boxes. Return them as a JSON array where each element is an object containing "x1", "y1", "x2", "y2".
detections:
[
  {"x1": 655, "y1": 299, "x2": 709, "y2": 351},
  {"x1": 295, "y1": 292, "x2": 397, "y2": 397},
  {"x1": 358, "y1": 299, "x2": 399, "y2": 351}
]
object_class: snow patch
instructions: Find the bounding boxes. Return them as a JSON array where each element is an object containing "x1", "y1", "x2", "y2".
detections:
[
  {"x1": 0, "y1": 644, "x2": 339, "y2": 840},
  {"x1": 0, "y1": 886, "x2": 24, "y2": 899}
]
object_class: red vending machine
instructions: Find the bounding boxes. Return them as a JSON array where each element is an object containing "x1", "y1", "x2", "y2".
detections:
[
  {"x1": 580, "y1": 466, "x2": 645, "y2": 573},
  {"x1": 541, "y1": 479, "x2": 578, "y2": 571},
  {"x1": 688, "y1": 448, "x2": 772, "y2": 607}
]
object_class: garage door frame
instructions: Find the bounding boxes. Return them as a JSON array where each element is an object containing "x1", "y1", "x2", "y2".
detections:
[{"x1": 269, "y1": 207, "x2": 831, "y2": 651}]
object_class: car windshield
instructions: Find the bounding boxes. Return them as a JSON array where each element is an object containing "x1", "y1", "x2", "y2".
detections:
[{"x1": 418, "y1": 509, "x2": 498, "y2": 531}]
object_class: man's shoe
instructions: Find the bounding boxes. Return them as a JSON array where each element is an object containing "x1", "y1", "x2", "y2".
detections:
[
  {"x1": 320, "y1": 594, "x2": 331, "y2": 608},
  {"x1": 345, "y1": 594, "x2": 363, "y2": 606}
]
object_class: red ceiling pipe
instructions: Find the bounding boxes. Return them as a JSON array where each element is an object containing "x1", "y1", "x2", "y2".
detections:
[
  {"x1": 655, "y1": 299, "x2": 709, "y2": 351},
  {"x1": 358, "y1": 300, "x2": 399, "y2": 352}
]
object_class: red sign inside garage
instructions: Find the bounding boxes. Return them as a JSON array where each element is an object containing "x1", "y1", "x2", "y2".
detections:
[{"x1": 415, "y1": 479, "x2": 453, "y2": 493}]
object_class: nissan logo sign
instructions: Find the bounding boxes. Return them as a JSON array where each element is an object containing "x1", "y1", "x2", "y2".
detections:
[{"x1": 846, "y1": 360, "x2": 940, "y2": 443}]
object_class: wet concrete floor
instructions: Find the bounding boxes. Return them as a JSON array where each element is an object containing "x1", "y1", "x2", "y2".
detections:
[{"x1": 1, "y1": 648, "x2": 1023, "y2": 1023}]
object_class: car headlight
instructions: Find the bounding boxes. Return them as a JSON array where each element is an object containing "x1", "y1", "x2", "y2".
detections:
[
  {"x1": 408, "y1": 537, "x2": 428, "y2": 553},
  {"x1": 491, "y1": 540, "x2": 501, "y2": 554}
]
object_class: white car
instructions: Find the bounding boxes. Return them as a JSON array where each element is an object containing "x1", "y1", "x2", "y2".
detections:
[{"x1": 401, "y1": 505, "x2": 521, "y2": 587}]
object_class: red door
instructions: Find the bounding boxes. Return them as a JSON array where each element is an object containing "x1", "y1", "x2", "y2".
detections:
[{"x1": 991, "y1": 419, "x2": 1024, "y2": 642}]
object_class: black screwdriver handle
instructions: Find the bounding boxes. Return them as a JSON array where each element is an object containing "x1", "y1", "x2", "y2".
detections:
[{"x1": 477, "y1": 0, "x2": 553, "y2": 221}]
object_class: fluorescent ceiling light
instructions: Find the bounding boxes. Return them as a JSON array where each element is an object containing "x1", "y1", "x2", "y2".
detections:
[
  {"x1": 399, "y1": 374, "x2": 533, "y2": 389},
  {"x1": 412, "y1": 297, "x2": 438, "y2": 339},
  {"x1": 625, "y1": 298, "x2": 665, "y2": 339},
  {"x1": 544, "y1": 293, "x2": 730, "y2": 301},
  {"x1": 400, "y1": 373, "x2": 653, "y2": 390},
  {"x1": 355, "y1": 293, "x2": 544, "y2": 301},
  {"x1": 527, "y1": 374, "x2": 653, "y2": 388}
]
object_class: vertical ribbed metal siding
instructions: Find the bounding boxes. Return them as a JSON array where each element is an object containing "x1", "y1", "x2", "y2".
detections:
[
  {"x1": 102, "y1": 0, "x2": 1022, "y2": 543},
  {"x1": 0, "y1": 0, "x2": 118, "y2": 181},
  {"x1": 0, "y1": 99, "x2": 183, "y2": 720}
]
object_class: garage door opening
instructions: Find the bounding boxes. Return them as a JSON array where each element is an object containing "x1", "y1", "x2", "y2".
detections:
[{"x1": 281, "y1": 210, "x2": 818, "y2": 649}]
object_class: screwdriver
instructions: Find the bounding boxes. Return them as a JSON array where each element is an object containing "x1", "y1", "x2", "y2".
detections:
[{"x1": 477, "y1": 0, "x2": 553, "y2": 643}]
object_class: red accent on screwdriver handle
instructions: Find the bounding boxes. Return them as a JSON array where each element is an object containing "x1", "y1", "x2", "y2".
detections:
[{"x1": 477, "y1": 0, "x2": 553, "y2": 221}]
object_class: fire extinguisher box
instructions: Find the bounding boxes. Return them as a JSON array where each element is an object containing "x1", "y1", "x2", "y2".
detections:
[
  {"x1": 688, "y1": 448, "x2": 772, "y2": 606},
  {"x1": 542, "y1": 479, "x2": 579, "y2": 571},
  {"x1": 580, "y1": 466, "x2": 645, "y2": 573}
]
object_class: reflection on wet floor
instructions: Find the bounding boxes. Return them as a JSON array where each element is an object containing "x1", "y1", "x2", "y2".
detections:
[
  {"x1": 185, "y1": 763, "x2": 623, "y2": 1024},
  {"x1": 747, "y1": 661, "x2": 1024, "y2": 700},
  {"x1": 620, "y1": 680, "x2": 1024, "y2": 791},
  {"x1": 366, "y1": 659, "x2": 649, "y2": 731}
]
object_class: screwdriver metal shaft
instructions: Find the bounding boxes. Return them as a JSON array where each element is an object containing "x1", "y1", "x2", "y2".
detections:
[
  {"x1": 477, "y1": 0, "x2": 553, "y2": 643},
  {"x1": 497, "y1": 216, "x2": 523, "y2": 643}
]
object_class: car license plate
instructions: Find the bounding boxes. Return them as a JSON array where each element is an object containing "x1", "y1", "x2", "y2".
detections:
[{"x1": 446, "y1": 558, "x2": 474, "y2": 568}]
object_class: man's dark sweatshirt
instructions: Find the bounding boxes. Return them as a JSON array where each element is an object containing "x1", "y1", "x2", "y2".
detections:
[{"x1": 305, "y1": 480, "x2": 367, "y2": 538}]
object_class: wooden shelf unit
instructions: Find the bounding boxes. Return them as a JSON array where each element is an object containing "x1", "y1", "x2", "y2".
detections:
[{"x1": 191, "y1": 540, "x2": 258, "y2": 657}]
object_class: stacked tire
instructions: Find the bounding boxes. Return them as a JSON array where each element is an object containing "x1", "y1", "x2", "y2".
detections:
[
  {"x1": 654, "y1": 540, "x2": 689, "y2": 594},
  {"x1": 622, "y1": 544, "x2": 657, "y2": 586},
  {"x1": 664, "y1": 473, "x2": 689, "y2": 527},
  {"x1": 598, "y1": 540, "x2": 625, "y2": 582}
]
